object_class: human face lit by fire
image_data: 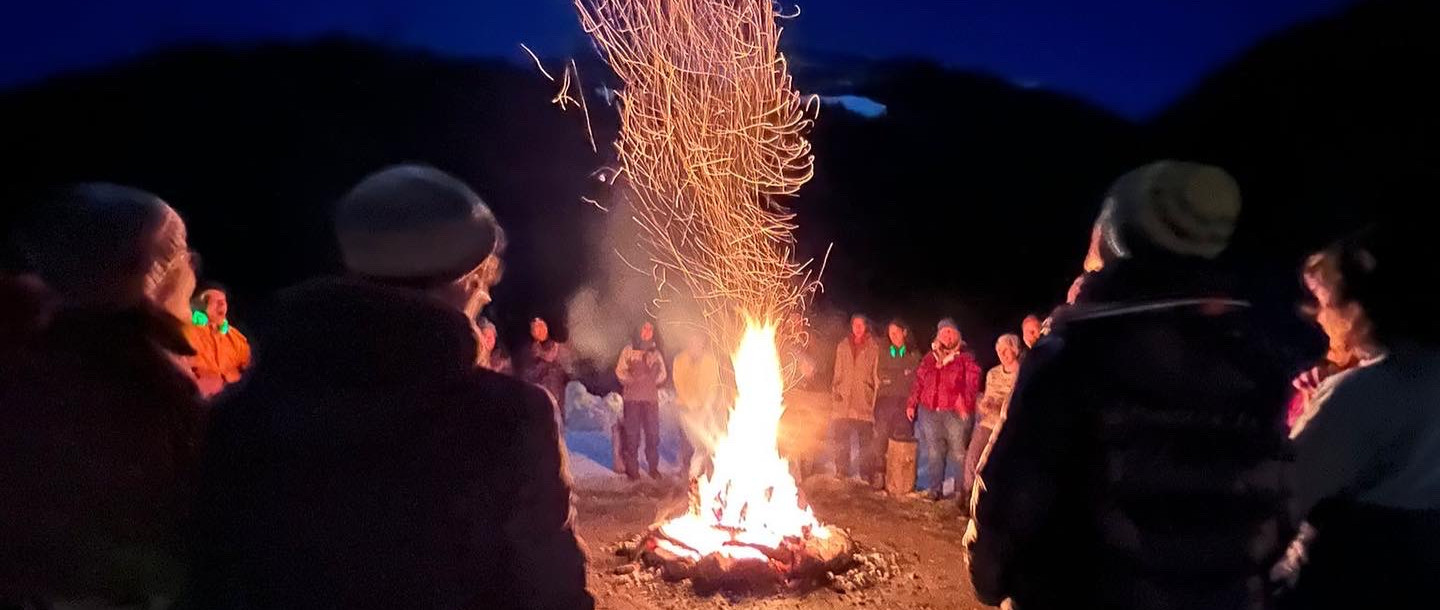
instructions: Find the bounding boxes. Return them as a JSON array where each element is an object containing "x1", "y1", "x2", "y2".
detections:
[
  {"x1": 204, "y1": 290, "x2": 229, "y2": 323},
  {"x1": 997, "y1": 341, "x2": 1020, "y2": 369},
  {"x1": 531, "y1": 319, "x2": 549, "y2": 343},
  {"x1": 887, "y1": 324, "x2": 905, "y2": 348},
  {"x1": 640, "y1": 322, "x2": 655, "y2": 343},
  {"x1": 480, "y1": 325, "x2": 498, "y2": 351},
  {"x1": 937, "y1": 327, "x2": 960, "y2": 350},
  {"x1": 1305, "y1": 269, "x2": 1362, "y2": 367},
  {"x1": 850, "y1": 317, "x2": 867, "y2": 340},
  {"x1": 1021, "y1": 316, "x2": 1042, "y2": 348}
]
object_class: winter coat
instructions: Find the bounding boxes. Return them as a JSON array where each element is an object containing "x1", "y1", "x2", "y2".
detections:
[
  {"x1": 521, "y1": 340, "x2": 572, "y2": 408},
  {"x1": 187, "y1": 278, "x2": 592, "y2": 610},
  {"x1": 906, "y1": 347, "x2": 982, "y2": 417},
  {"x1": 616, "y1": 343, "x2": 667, "y2": 404},
  {"x1": 966, "y1": 264, "x2": 1292, "y2": 610},
  {"x1": 1286, "y1": 343, "x2": 1440, "y2": 606},
  {"x1": 0, "y1": 279, "x2": 204, "y2": 604},
  {"x1": 977, "y1": 364, "x2": 1018, "y2": 429},
  {"x1": 831, "y1": 336, "x2": 880, "y2": 421},
  {"x1": 876, "y1": 344, "x2": 921, "y2": 400},
  {"x1": 672, "y1": 350, "x2": 720, "y2": 410},
  {"x1": 184, "y1": 321, "x2": 251, "y2": 398}
]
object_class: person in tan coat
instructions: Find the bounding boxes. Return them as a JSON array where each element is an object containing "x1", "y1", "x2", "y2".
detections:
[{"x1": 831, "y1": 314, "x2": 880, "y2": 479}]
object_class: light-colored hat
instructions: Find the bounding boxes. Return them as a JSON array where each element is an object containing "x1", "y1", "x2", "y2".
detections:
[{"x1": 335, "y1": 165, "x2": 500, "y2": 284}]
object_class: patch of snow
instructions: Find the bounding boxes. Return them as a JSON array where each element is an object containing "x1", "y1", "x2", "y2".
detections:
[{"x1": 819, "y1": 94, "x2": 887, "y2": 118}]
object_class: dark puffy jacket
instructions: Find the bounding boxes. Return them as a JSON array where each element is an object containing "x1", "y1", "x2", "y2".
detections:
[
  {"x1": 967, "y1": 265, "x2": 1292, "y2": 610},
  {"x1": 1, "y1": 278, "x2": 204, "y2": 603},
  {"x1": 876, "y1": 344, "x2": 921, "y2": 399},
  {"x1": 187, "y1": 278, "x2": 592, "y2": 610}
]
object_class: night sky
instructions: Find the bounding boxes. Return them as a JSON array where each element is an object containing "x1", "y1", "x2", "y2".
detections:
[{"x1": 5, "y1": 0, "x2": 1358, "y2": 118}]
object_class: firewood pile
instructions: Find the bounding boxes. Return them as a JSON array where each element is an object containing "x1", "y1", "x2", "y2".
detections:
[{"x1": 607, "y1": 525, "x2": 859, "y2": 594}]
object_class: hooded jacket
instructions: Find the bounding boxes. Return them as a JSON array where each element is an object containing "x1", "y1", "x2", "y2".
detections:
[{"x1": 187, "y1": 278, "x2": 591, "y2": 610}]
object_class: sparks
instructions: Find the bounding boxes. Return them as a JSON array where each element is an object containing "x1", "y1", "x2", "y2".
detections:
[{"x1": 575, "y1": 0, "x2": 820, "y2": 358}]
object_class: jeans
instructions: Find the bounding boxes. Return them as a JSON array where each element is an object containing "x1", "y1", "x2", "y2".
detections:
[
  {"x1": 622, "y1": 400, "x2": 660, "y2": 477},
  {"x1": 962, "y1": 422, "x2": 995, "y2": 504},
  {"x1": 831, "y1": 418, "x2": 874, "y2": 478},
  {"x1": 917, "y1": 407, "x2": 970, "y2": 495}
]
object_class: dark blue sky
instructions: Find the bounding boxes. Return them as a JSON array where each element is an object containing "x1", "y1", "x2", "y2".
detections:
[{"x1": 4, "y1": 0, "x2": 1357, "y2": 118}]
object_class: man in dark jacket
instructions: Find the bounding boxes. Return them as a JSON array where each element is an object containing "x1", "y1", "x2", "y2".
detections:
[
  {"x1": 966, "y1": 161, "x2": 1292, "y2": 610},
  {"x1": 188, "y1": 165, "x2": 592, "y2": 610}
]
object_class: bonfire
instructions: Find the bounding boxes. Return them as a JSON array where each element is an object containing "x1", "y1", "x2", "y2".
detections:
[
  {"x1": 570, "y1": 0, "x2": 852, "y2": 591},
  {"x1": 639, "y1": 325, "x2": 852, "y2": 591}
]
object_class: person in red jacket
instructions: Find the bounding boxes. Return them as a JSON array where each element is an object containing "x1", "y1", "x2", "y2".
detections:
[{"x1": 906, "y1": 318, "x2": 983, "y2": 502}]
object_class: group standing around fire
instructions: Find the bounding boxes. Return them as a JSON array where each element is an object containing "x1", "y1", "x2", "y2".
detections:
[{"x1": 3, "y1": 159, "x2": 1438, "y2": 609}]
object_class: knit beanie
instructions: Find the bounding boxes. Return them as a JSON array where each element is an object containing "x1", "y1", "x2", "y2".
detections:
[
  {"x1": 1093, "y1": 161, "x2": 1241, "y2": 264},
  {"x1": 936, "y1": 318, "x2": 959, "y2": 334},
  {"x1": 19, "y1": 183, "x2": 187, "y2": 308},
  {"x1": 335, "y1": 165, "x2": 499, "y2": 284}
]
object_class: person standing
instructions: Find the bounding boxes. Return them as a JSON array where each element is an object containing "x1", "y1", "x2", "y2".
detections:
[
  {"x1": 672, "y1": 332, "x2": 721, "y2": 478},
  {"x1": 521, "y1": 317, "x2": 573, "y2": 415},
  {"x1": 1285, "y1": 250, "x2": 1364, "y2": 430},
  {"x1": 1, "y1": 184, "x2": 204, "y2": 608},
  {"x1": 871, "y1": 318, "x2": 920, "y2": 489},
  {"x1": 1283, "y1": 226, "x2": 1440, "y2": 607},
  {"x1": 962, "y1": 334, "x2": 1021, "y2": 507},
  {"x1": 188, "y1": 165, "x2": 591, "y2": 609},
  {"x1": 1021, "y1": 315, "x2": 1043, "y2": 351},
  {"x1": 477, "y1": 317, "x2": 513, "y2": 375},
  {"x1": 185, "y1": 287, "x2": 252, "y2": 398},
  {"x1": 966, "y1": 161, "x2": 1291, "y2": 610},
  {"x1": 831, "y1": 314, "x2": 880, "y2": 480},
  {"x1": 616, "y1": 321, "x2": 668, "y2": 480},
  {"x1": 906, "y1": 318, "x2": 982, "y2": 501}
]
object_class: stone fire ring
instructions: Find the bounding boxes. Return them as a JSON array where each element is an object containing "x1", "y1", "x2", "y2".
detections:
[{"x1": 639, "y1": 526, "x2": 855, "y2": 594}]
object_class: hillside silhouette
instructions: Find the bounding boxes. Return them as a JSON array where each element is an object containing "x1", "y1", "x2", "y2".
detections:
[{"x1": 3, "y1": 0, "x2": 1432, "y2": 358}]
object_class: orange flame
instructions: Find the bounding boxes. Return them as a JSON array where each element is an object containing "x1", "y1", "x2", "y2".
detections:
[
  {"x1": 575, "y1": 0, "x2": 830, "y2": 559},
  {"x1": 658, "y1": 323, "x2": 827, "y2": 559}
]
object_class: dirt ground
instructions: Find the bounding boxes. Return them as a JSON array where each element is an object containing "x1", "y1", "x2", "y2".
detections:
[{"x1": 575, "y1": 475, "x2": 986, "y2": 610}]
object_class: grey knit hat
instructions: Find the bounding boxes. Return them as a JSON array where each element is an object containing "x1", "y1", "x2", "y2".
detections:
[
  {"x1": 335, "y1": 165, "x2": 500, "y2": 284},
  {"x1": 1094, "y1": 161, "x2": 1242, "y2": 262},
  {"x1": 20, "y1": 183, "x2": 188, "y2": 307},
  {"x1": 936, "y1": 318, "x2": 959, "y2": 334}
]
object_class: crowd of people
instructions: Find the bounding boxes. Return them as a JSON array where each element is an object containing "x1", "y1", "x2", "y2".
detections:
[{"x1": 1, "y1": 158, "x2": 1437, "y2": 609}]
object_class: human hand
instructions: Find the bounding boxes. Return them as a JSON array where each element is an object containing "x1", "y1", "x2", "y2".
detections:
[
  {"x1": 906, "y1": 406, "x2": 917, "y2": 422},
  {"x1": 1292, "y1": 367, "x2": 1328, "y2": 395}
]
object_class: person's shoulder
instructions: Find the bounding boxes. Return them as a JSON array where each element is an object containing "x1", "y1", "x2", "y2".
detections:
[{"x1": 463, "y1": 368, "x2": 557, "y2": 415}]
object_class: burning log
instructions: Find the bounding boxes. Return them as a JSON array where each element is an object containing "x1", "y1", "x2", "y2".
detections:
[{"x1": 638, "y1": 521, "x2": 854, "y2": 593}]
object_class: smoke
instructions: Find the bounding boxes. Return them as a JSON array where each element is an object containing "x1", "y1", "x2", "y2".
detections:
[{"x1": 564, "y1": 180, "x2": 713, "y2": 366}]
